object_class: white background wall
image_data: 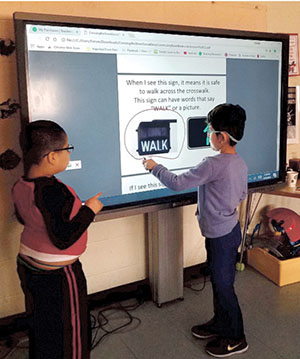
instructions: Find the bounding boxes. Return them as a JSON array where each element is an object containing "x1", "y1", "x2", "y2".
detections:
[{"x1": 1, "y1": 1, "x2": 300, "y2": 318}]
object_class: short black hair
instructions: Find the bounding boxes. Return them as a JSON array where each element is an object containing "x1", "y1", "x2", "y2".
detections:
[
  {"x1": 20, "y1": 120, "x2": 66, "y2": 173},
  {"x1": 207, "y1": 103, "x2": 246, "y2": 146}
]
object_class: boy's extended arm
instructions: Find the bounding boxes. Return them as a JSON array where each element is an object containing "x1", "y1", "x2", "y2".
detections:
[
  {"x1": 34, "y1": 177, "x2": 95, "y2": 250},
  {"x1": 151, "y1": 160, "x2": 213, "y2": 191}
]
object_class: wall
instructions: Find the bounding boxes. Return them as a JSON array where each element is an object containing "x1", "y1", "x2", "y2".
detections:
[
  {"x1": 266, "y1": 2, "x2": 300, "y2": 160},
  {"x1": 0, "y1": 1, "x2": 299, "y2": 318},
  {"x1": 247, "y1": 1, "x2": 300, "y2": 248}
]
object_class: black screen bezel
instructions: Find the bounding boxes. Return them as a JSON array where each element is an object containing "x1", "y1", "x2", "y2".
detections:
[{"x1": 13, "y1": 12, "x2": 289, "y2": 213}]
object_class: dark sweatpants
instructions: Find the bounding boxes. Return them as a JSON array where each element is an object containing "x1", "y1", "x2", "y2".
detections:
[
  {"x1": 17, "y1": 257, "x2": 90, "y2": 359},
  {"x1": 205, "y1": 222, "x2": 245, "y2": 340}
]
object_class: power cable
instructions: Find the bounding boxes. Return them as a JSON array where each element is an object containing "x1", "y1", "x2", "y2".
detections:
[
  {"x1": 0, "y1": 336, "x2": 28, "y2": 359},
  {"x1": 185, "y1": 274, "x2": 207, "y2": 292},
  {"x1": 90, "y1": 300, "x2": 142, "y2": 351}
]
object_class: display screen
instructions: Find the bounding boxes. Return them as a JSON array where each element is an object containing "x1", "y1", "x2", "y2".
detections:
[{"x1": 14, "y1": 13, "x2": 289, "y2": 211}]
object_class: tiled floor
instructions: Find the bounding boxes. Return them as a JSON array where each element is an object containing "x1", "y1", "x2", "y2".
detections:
[{"x1": 1, "y1": 266, "x2": 300, "y2": 358}]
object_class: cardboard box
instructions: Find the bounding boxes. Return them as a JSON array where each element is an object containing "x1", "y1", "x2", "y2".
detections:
[{"x1": 247, "y1": 247, "x2": 300, "y2": 286}]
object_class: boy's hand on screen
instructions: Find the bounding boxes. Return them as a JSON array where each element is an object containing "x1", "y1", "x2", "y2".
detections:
[
  {"x1": 85, "y1": 192, "x2": 103, "y2": 214},
  {"x1": 143, "y1": 158, "x2": 158, "y2": 171}
]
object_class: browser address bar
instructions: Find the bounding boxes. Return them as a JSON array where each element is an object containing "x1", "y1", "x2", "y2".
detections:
[{"x1": 65, "y1": 37, "x2": 212, "y2": 50}]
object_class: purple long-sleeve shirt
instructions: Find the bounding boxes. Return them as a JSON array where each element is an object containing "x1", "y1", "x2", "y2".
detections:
[{"x1": 151, "y1": 153, "x2": 248, "y2": 238}]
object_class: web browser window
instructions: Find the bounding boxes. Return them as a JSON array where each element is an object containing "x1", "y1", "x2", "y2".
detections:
[{"x1": 24, "y1": 23, "x2": 283, "y2": 204}]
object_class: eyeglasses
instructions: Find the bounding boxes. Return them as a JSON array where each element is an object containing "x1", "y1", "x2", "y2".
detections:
[
  {"x1": 204, "y1": 126, "x2": 239, "y2": 143},
  {"x1": 203, "y1": 125, "x2": 219, "y2": 145},
  {"x1": 206, "y1": 128, "x2": 220, "y2": 137},
  {"x1": 43, "y1": 145, "x2": 74, "y2": 158}
]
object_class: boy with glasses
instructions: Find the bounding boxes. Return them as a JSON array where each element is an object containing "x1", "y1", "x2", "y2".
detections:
[{"x1": 12, "y1": 120, "x2": 103, "y2": 358}]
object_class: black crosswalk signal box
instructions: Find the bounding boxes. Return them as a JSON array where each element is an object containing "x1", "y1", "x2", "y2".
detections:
[
  {"x1": 187, "y1": 116, "x2": 209, "y2": 149},
  {"x1": 137, "y1": 120, "x2": 177, "y2": 156}
]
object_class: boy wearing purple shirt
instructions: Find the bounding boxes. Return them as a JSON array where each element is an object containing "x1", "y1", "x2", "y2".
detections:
[{"x1": 143, "y1": 103, "x2": 248, "y2": 357}]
